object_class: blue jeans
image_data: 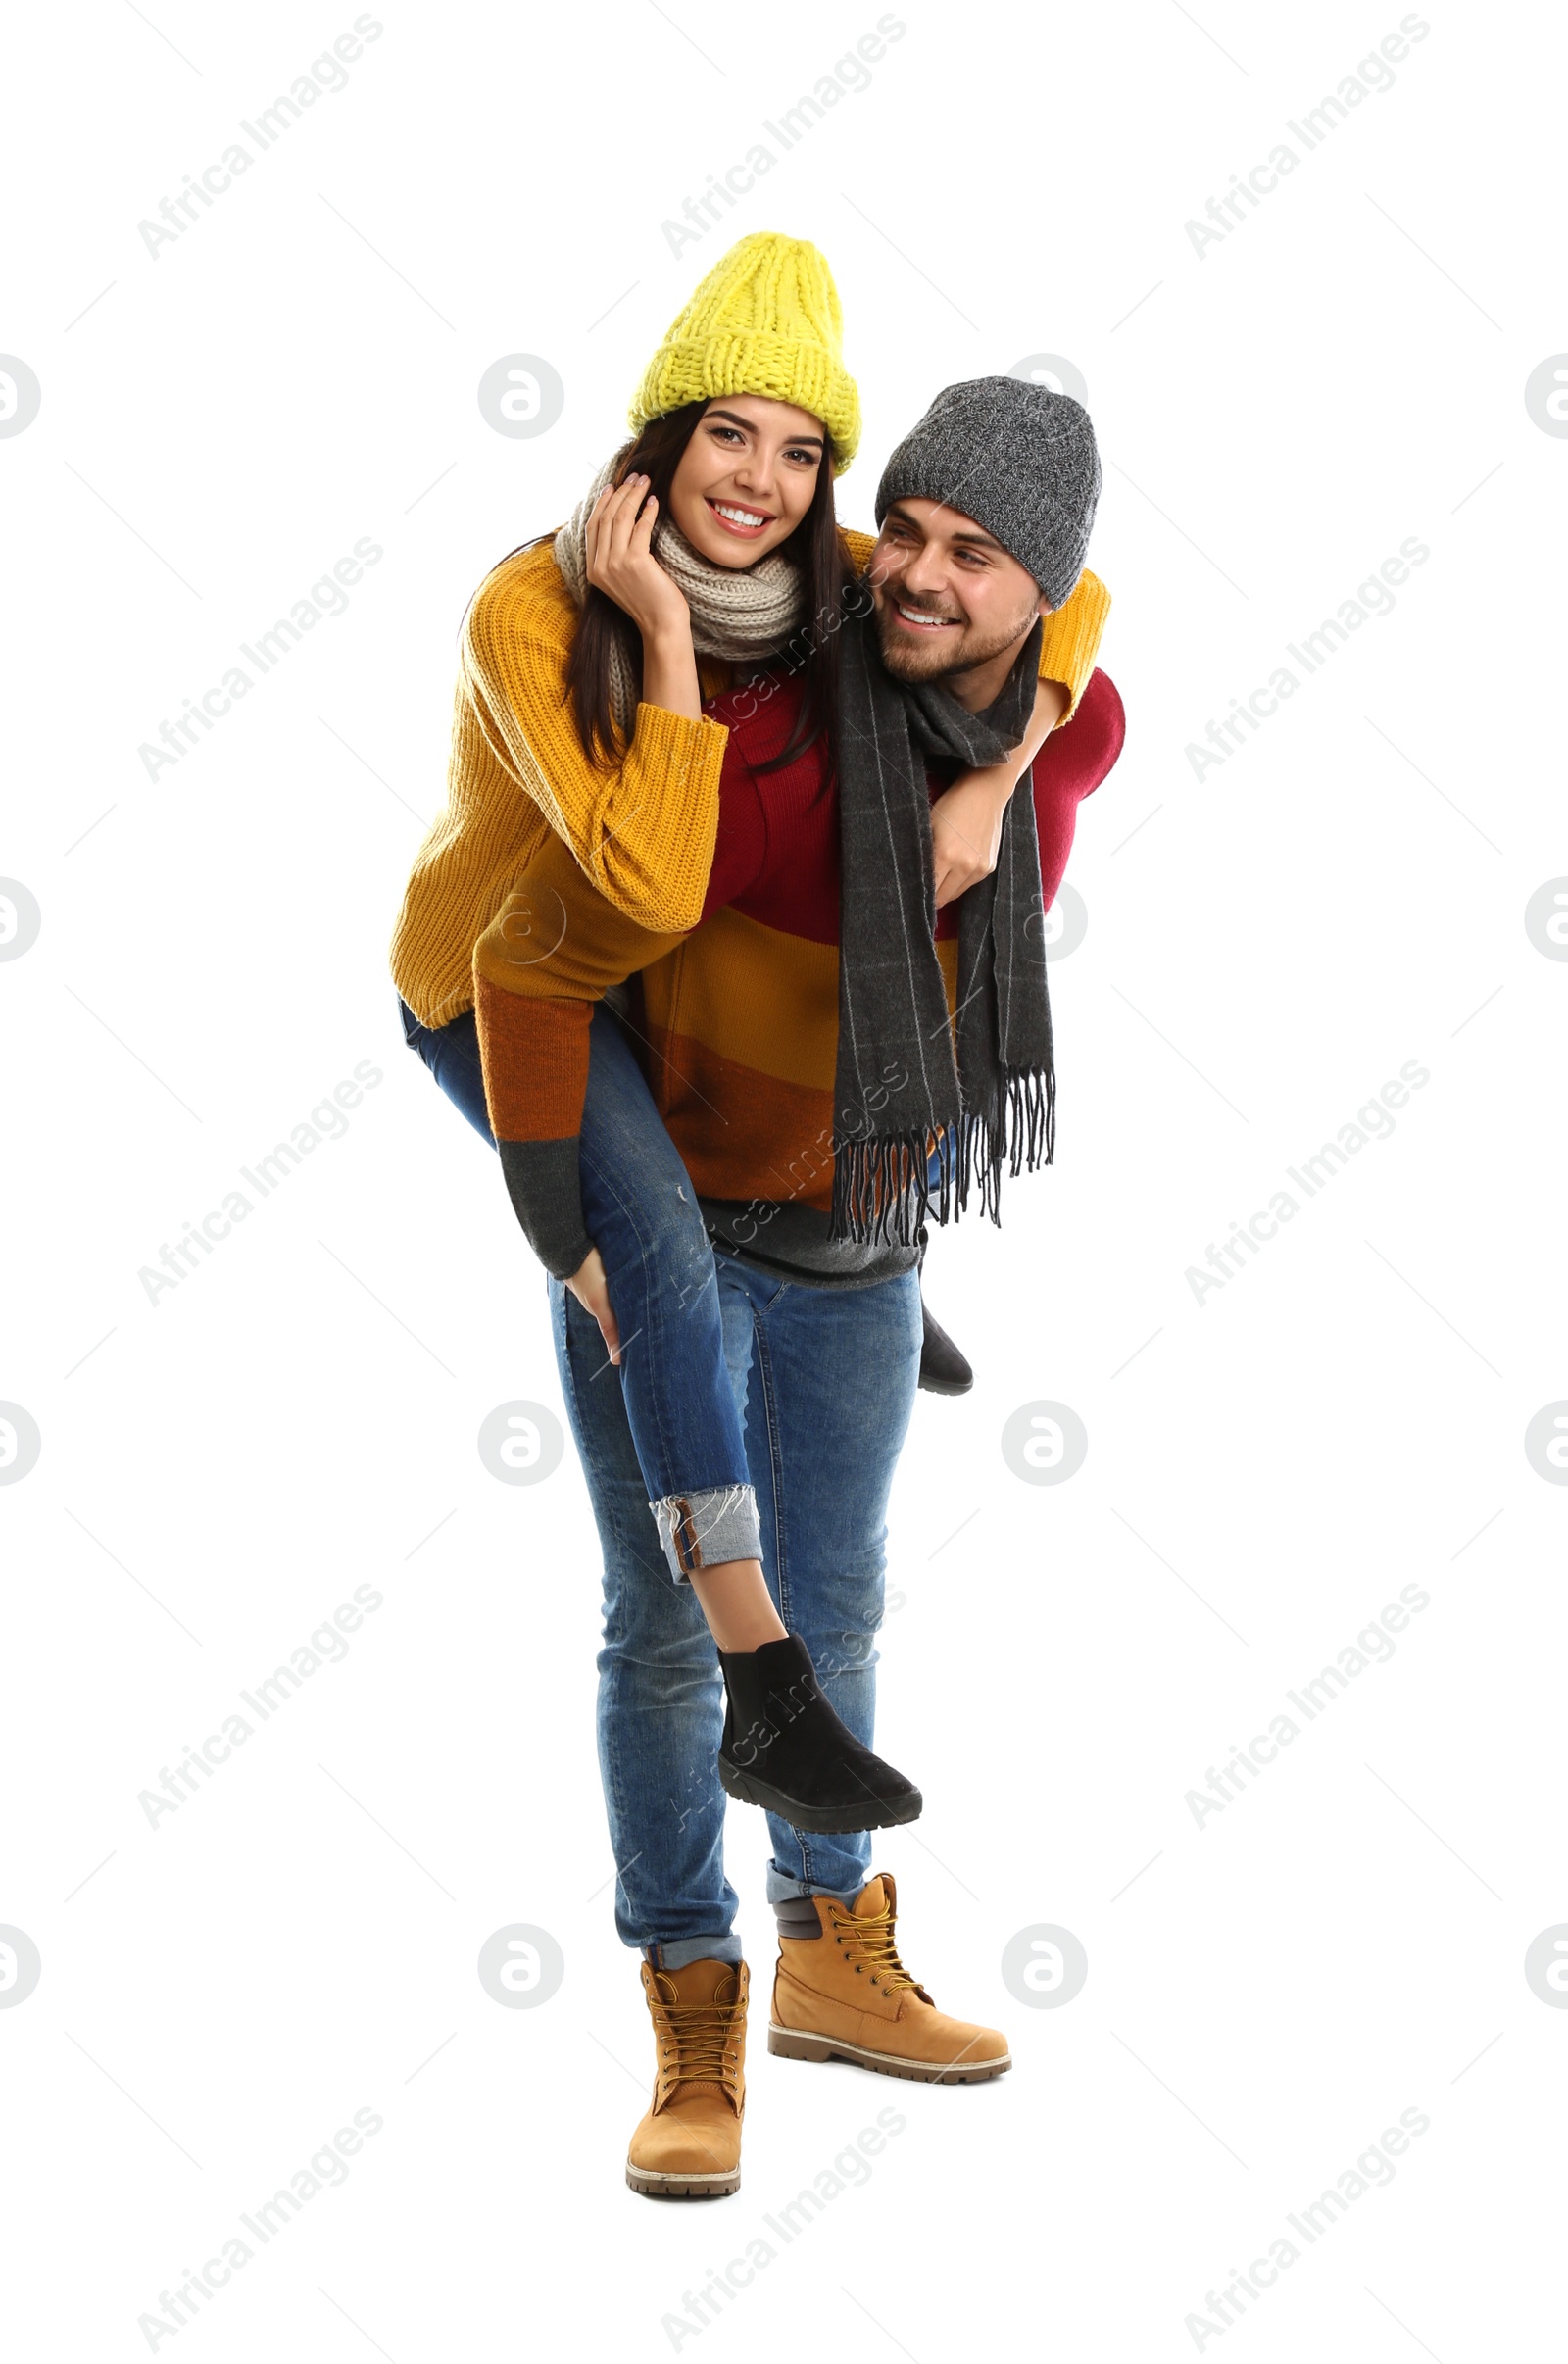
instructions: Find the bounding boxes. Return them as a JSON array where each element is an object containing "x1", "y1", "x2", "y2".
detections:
[
  {"x1": 554, "y1": 1252, "x2": 922, "y2": 1961},
  {"x1": 399, "y1": 996, "x2": 760, "y2": 1578},
  {"x1": 401, "y1": 993, "x2": 923, "y2": 1953}
]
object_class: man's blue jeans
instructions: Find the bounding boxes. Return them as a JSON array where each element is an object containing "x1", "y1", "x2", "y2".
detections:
[
  {"x1": 554, "y1": 1251, "x2": 921, "y2": 1962},
  {"x1": 400, "y1": 994, "x2": 922, "y2": 1957},
  {"x1": 399, "y1": 996, "x2": 760, "y2": 1578}
]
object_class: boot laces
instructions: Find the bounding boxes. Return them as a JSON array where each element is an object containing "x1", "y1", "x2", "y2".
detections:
[
  {"x1": 830, "y1": 1903, "x2": 918, "y2": 1993},
  {"x1": 657, "y1": 1997, "x2": 743, "y2": 2090}
]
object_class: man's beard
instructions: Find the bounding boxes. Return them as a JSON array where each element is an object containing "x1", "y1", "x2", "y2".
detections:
[{"x1": 872, "y1": 594, "x2": 1039, "y2": 686}]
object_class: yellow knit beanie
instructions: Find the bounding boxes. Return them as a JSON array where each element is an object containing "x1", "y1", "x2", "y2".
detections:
[{"x1": 629, "y1": 232, "x2": 860, "y2": 473}]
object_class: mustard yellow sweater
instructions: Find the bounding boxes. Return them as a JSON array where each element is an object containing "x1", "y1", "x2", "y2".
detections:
[{"x1": 390, "y1": 530, "x2": 1111, "y2": 1029}]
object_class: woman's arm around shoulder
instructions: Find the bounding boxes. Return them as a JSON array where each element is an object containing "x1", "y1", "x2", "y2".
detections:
[
  {"x1": 460, "y1": 542, "x2": 729, "y2": 934},
  {"x1": 1030, "y1": 667, "x2": 1127, "y2": 911}
]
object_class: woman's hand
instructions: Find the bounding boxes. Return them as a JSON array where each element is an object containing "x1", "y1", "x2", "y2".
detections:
[
  {"x1": 584, "y1": 473, "x2": 703, "y2": 724},
  {"x1": 565, "y1": 1245, "x2": 622, "y2": 1366},
  {"x1": 585, "y1": 474, "x2": 690, "y2": 643},
  {"x1": 929, "y1": 677, "x2": 1070, "y2": 909},
  {"x1": 929, "y1": 769, "x2": 1014, "y2": 908}
]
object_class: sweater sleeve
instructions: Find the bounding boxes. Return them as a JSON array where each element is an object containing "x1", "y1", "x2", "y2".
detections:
[
  {"x1": 1029, "y1": 669, "x2": 1127, "y2": 910},
  {"x1": 839, "y1": 527, "x2": 1111, "y2": 721},
  {"x1": 461, "y1": 550, "x2": 730, "y2": 935},
  {"x1": 472, "y1": 831, "x2": 688, "y2": 1278},
  {"x1": 1038, "y1": 570, "x2": 1111, "y2": 721}
]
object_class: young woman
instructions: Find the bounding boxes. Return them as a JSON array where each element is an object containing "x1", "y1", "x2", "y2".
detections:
[{"x1": 390, "y1": 234, "x2": 1109, "y2": 1827}]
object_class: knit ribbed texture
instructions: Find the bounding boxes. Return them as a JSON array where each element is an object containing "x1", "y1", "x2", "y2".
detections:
[
  {"x1": 388, "y1": 533, "x2": 1110, "y2": 1031},
  {"x1": 389, "y1": 548, "x2": 727, "y2": 1029},
  {"x1": 630, "y1": 232, "x2": 860, "y2": 470}
]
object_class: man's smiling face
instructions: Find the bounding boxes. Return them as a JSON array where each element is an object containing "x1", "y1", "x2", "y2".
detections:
[{"x1": 868, "y1": 497, "x2": 1048, "y2": 688}]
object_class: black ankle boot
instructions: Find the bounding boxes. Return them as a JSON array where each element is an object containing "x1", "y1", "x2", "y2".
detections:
[
  {"x1": 716, "y1": 1634, "x2": 922, "y2": 1835},
  {"x1": 918, "y1": 1294, "x2": 973, "y2": 1396}
]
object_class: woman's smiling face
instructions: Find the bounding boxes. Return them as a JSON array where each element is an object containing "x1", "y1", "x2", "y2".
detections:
[{"x1": 665, "y1": 397, "x2": 826, "y2": 566}]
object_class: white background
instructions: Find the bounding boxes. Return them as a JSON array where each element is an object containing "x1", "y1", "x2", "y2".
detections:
[{"x1": 4, "y1": 1, "x2": 1566, "y2": 2355}]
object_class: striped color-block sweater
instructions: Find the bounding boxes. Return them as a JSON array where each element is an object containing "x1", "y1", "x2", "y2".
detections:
[
  {"x1": 390, "y1": 531, "x2": 1111, "y2": 1030},
  {"x1": 472, "y1": 660, "x2": 1126, "y2": 1288}
]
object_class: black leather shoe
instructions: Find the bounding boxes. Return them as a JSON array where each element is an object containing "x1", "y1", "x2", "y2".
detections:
[
  {"x1": 918, "y1": 1296, "x2": 973, "y2": 1396},
  {"x1": 717, "y1": 1634, "x2": 923, "y2": 1835}
]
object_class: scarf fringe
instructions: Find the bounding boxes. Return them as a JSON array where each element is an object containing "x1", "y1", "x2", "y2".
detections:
[
  {"x1": 1007, "y1": 1063, "x2": 1056, "y2": 1179},
  {"x1": 830, "y1": 1066, "x2": 1055, "y2": 1244}
]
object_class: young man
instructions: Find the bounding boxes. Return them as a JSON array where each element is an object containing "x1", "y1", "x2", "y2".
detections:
[{"x1": 474, "y1": 378, "x2": 1124, "y2": 2195}]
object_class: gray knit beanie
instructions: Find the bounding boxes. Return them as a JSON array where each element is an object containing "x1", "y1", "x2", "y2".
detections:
[{"x1": 874, "y1": 375, "x2": 1102, "y2": 608}]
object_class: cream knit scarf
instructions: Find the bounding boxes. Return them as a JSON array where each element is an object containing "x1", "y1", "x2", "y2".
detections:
[{"x1": 553, "y1": 459, "x2": 809, "y2": 732}]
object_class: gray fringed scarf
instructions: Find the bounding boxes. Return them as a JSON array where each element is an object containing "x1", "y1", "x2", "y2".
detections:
[
  {"x1": 553, "y1": 461, "x2": 809, "y2": 732},
  {"x1": 831, "y1": 608, "x2": 1054, "y2": 1243}
]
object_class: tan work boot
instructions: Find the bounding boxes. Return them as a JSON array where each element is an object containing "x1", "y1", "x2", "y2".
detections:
[
  {"x1": 768, "y1": 1873, "x2": 1009, "y2": 2084},
  {"x1": 626, "y1": 1957, "x2": 748, "y2": 2198}
]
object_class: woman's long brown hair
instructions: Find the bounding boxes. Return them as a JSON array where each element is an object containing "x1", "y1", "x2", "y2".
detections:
[{"x1": 558, "y1": 399, "x2": 852, "y2": 776}]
